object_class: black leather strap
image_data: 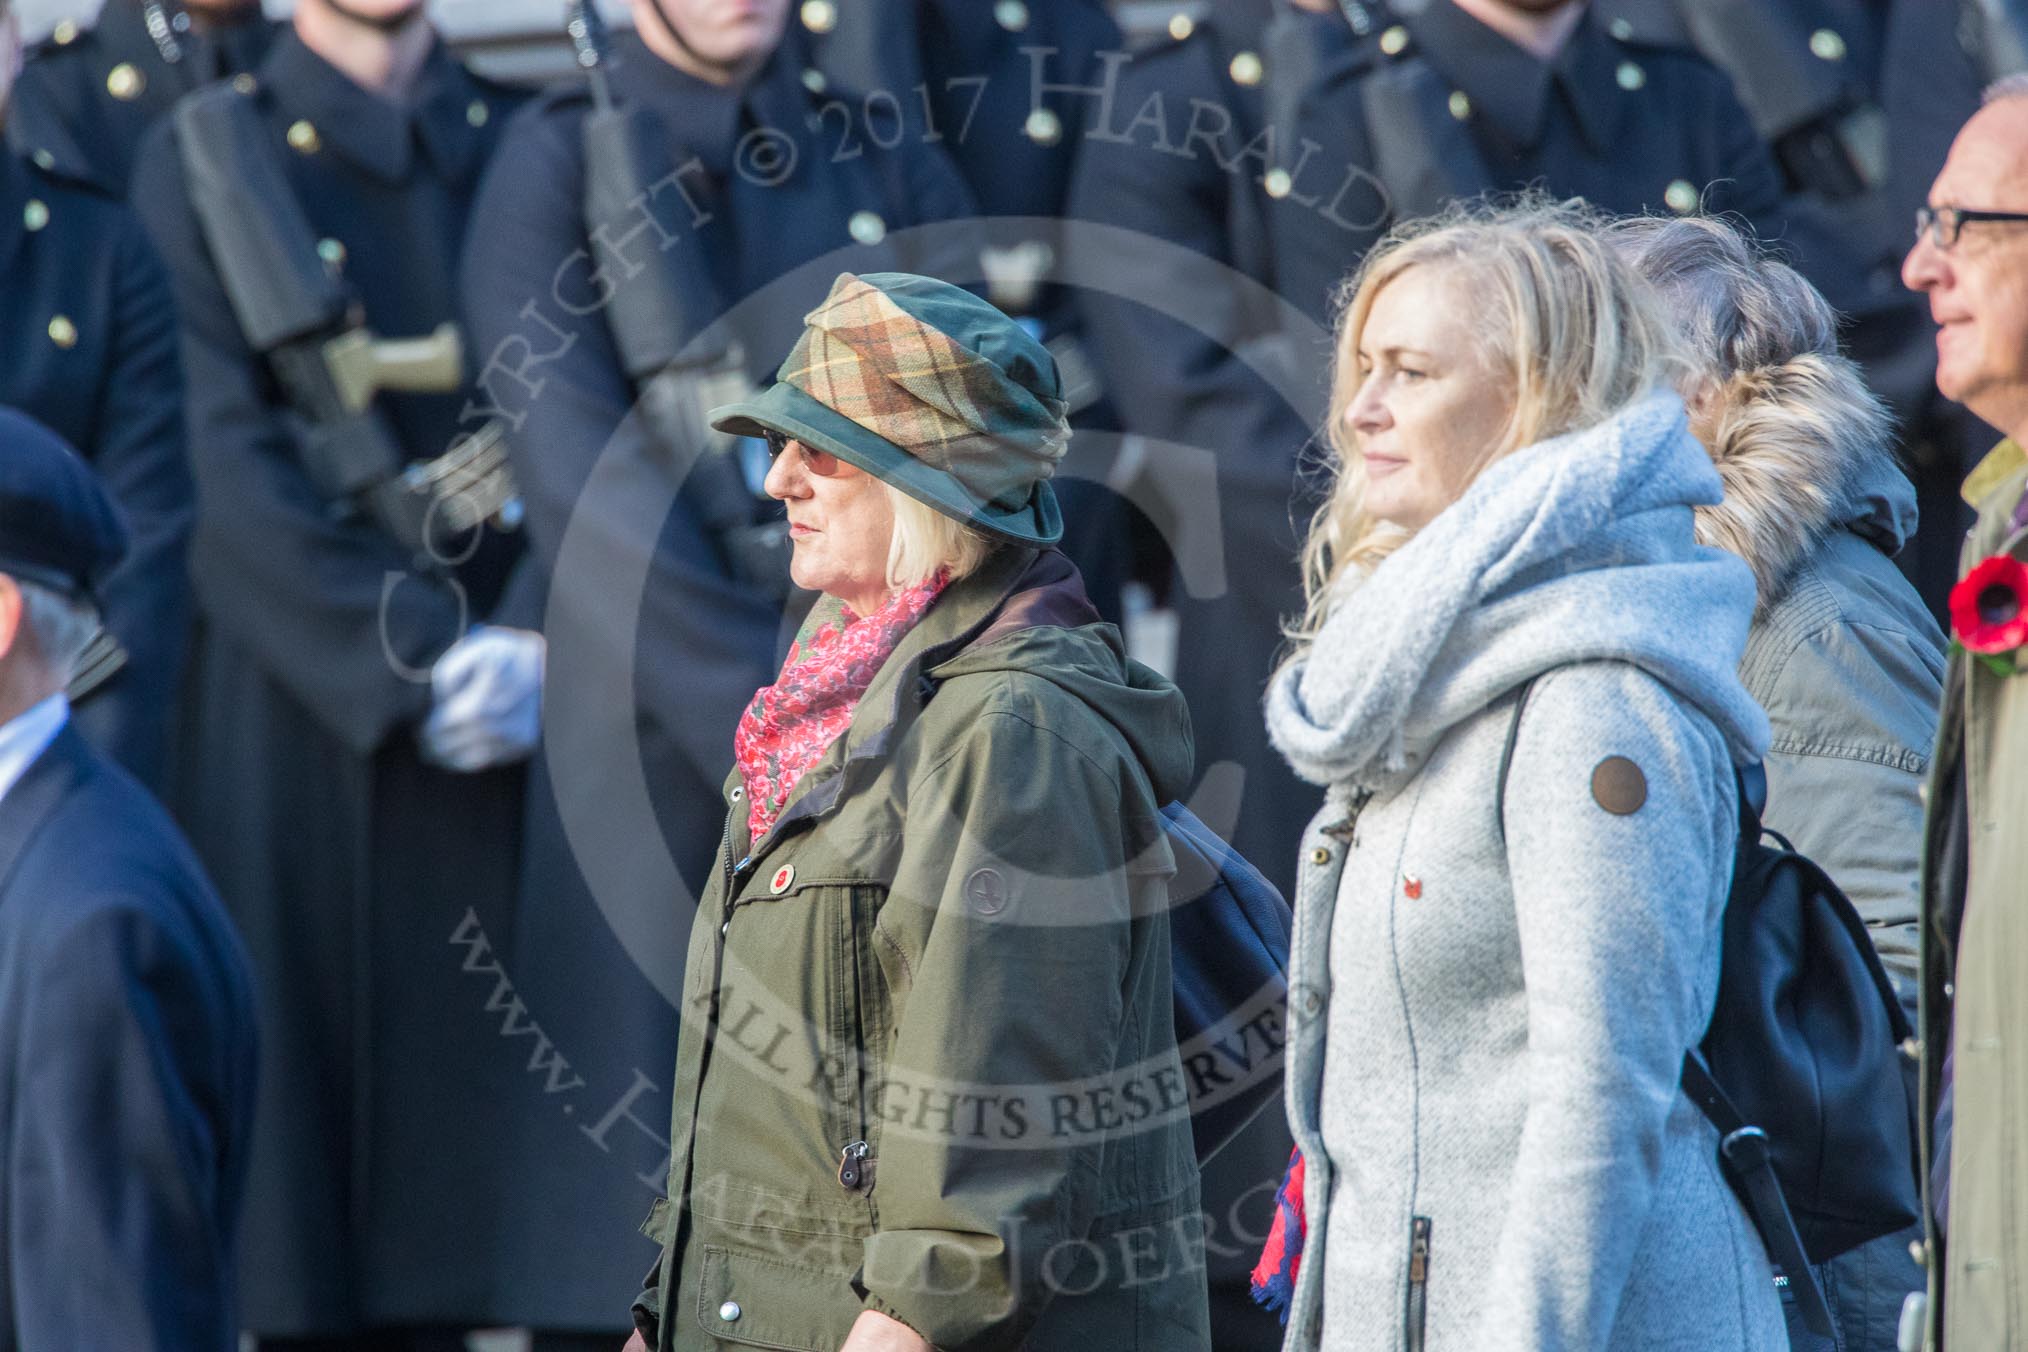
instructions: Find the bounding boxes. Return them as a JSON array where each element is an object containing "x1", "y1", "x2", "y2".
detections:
[
  {"x1": 1494, "y1": 677, "x2": 1537, "y2": 848},
  {"x1": 1683, "y1": 1051, "x2": 1835, "y2": 1337}
]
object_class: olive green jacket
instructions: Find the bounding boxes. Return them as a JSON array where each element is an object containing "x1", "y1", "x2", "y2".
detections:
[
  {"x1": 634, "y1": 548, "x2": 1211, "y2": 1352},
  {"x1": 1919, "y1": 446, "x2": 2028, "y2": 1349}
]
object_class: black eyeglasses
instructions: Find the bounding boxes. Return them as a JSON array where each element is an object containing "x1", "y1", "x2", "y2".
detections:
[
  {"x1": 1916, "y1": 205, "x2": 2028, "y2": 250},
  {"x1": 761, "y1": 428, "x2": 790, "y2": 458}
]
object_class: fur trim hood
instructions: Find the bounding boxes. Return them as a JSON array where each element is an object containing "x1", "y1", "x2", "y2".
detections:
[{"x1": 1691, "y1": 352, "x2": 1916, "y2": 610}]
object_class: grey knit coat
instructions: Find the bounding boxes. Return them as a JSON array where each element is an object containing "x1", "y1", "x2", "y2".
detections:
[{"x1": 1265, "y1": 394, "x2": 1787, "y2": 1350}]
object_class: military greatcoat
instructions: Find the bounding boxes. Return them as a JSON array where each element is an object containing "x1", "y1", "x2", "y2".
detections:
[
  {"x1": 0, "y1": 146, "x2": 191, "y2": 789},
  {"x1": 458, "y1": 30, "x2": 975, "y2": 1329},
  {"x1": 8, "y1": 0, "x2": 276, "y2": 197},
  {"x1": 131, "y1": 31, "x2": 536, "y2": 1335}
]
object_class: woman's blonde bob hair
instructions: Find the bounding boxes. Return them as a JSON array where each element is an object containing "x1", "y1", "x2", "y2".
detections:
[
  {"x1": 1292, "y1": 198, "x2": 1691, "y2": 640},
  {"x1": 881, "y1": 481, "x2": 997, "y2": 590}
]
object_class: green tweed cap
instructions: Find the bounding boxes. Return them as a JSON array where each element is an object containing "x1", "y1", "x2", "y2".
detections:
[{"x1": 710, "y1": 271, "x2": 1069, "y2": 545}]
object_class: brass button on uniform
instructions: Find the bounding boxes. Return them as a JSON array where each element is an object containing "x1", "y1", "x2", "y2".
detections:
[
  {"x1": 1264, "y1": 168, "x2": 1294, "y2": 199},
  {"x1": 848, "y1": 210, "x2": 886, "y2": 245},
  {"x1": 107, "y1": 62, "x2": 146, "y2": 101},
  {"x1": 1379, "y1": 24, "x2": 1409, "y2": 56},
  {"x1": 801, "y1": 67, "x2": 828, "y2": 93},
  {"x1": 1447, "y1": 90, "x2": 1472, "y2": 121},
  {"x1": 47, "y1": 315, "x2": 79, "y2": 350},
  {"x1": 287, "y1": 120, "x2": 322, "y2": 155},
  {"x1": 1591, "y1": 756, "x2": 1648, "y2": 815},
  {"x1": 1168, "y1": 12, "x2": 1195, "y2": 42},
  {"x1": 1664, "y1": 178, "x2": 1699, "y2": 214},
  {"x1": 31, "y1": 149, "x2": 56, "y2": 171},
  {"x1": 1615, "y1": 61, "x2": 1645, "y2": 91},
  {"x1": 316, "y1": 238, "x2": 347, "y2": 269},
  {"x1": 1607, "y1": 16, "x2": 1634, "y2": 40},
  {"x1": 23, "y1": 199, "x2": 49, "y2": 233},
  {"x1": 995, "y1": 0, "x2": 1030, "y2": 32},
  {"x1": 800, "y1": 0, "x2": 836, "y2": 33},
  {"x1": 1024, "y1": 107, "x2": 1063, "y2": 145},
  {"x1": 1809, "y1": 28, "x2": 1847, "y2": 61},
  {"x1": 232, "y1": 73, "x2": 258, "y2": 95},
  {"x1": 466, "y1": 99, "x2": 490, "y2": 128},
  {"x1": 51, "y1": 18, "x2": 79, "y2": 45},
  {"x1": 1229, "y1": 51, "x2": 1264, "y2": 86}
]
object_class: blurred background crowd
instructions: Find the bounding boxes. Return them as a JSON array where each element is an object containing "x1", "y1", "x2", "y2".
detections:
[{"x1": 0, "y1": 0, "x2": 2015, "y2": 1347}]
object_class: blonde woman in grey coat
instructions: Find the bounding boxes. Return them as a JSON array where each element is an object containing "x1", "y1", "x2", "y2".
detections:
[{"x1": 1263, "y1": 203, "x2": 1787, "y2": 1350}]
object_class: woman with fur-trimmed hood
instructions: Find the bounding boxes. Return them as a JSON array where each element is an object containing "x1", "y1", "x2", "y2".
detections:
[{"x1": 1609, "y1": 213, "x2": 1946, "y2": 1352}]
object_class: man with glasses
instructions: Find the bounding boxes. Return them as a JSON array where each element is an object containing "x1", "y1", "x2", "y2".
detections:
[{"x1": 1900, "y1": 76, "x2": 2028, "y2": 1351}]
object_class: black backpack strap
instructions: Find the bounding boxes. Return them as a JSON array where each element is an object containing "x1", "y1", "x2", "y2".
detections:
[
  {"x1": 1494, "y1": 676, "x2": 1538, "y2": 847},
  {"x1": 1500, "y1": 673, "x2": 1834, "y2": 1335},
  {"x1": 1682, "y1": 1051, "x2": 1835, "y2": 1336}
]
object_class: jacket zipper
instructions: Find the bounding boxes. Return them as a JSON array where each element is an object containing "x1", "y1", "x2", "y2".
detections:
[
  {"x1": 717, "y1": 804, "x2": 751, "y2": 940},
  {"x1": 1322, "y1": 789, "x2": 1373, "y2": 843},
  {"x1": 838, "y1": 1139, "x2": 870, "y2": 1191},
  {"x1": 1404, "y1": 1215, "x2": 1431, "y2": 1351}
]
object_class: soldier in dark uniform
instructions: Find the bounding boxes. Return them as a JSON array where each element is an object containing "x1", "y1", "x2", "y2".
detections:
[
  {"x1": 1595, "y1": 0, "x2": 1988, "y2": 620},
  {"x1": 0, "y1": 0, "x2": 192, "y2": 793},
  {"x1": 8, "y1": 0, "x2": 275, "y2": 196},
  {"x1": 130, "y1": 0, "x2": 543, "y2": 1344},
  {"x1": 457, "y1": 0, "x2": 973, "y2": 1340},
  {"x1": 1265, "y1": 0, "x2": 1840, "y2": 317}
]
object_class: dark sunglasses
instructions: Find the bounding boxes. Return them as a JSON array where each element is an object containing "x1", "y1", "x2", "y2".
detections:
[{"x1": 759, "y1": 429, "x2": 841, "y2": 475}]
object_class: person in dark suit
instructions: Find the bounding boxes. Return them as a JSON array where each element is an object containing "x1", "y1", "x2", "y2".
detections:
[
  {"x1": 6, "y1": 0, "x2": 275, "y2": 197},
  {"x1": 0, "y1": 407, "x2": 258, "y2": 1352},
  {"x1": 458, "y1": 2, "x2": 974, "y2": 1340},
  {"x1": 0, "y1": 0, "x2": 193, "y2": 794},
  {"x1": 131, "y1": 0, "x2": 542, "y2": 1344}
]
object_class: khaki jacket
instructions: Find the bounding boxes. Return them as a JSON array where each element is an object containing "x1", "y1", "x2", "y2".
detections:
[
  {"x1": 634, "y1": 547, "x2": 1210, "y2": 1352},
  {"x1": 1920, "y1": 445, "x2": 2028, "y2": 1349}
]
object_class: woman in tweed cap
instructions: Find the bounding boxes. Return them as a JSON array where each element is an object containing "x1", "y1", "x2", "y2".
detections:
[{"x1": 627, "y1": 271, "x2": 1212, "y2": 1352}]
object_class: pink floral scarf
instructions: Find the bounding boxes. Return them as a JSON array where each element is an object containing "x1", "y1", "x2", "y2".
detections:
[{"x1": 734, "y1": 571, "x2": 949, "y2": 845}]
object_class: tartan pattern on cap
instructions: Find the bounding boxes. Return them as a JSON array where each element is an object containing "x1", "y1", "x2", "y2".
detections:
[{"x1": 780, "y1": 275, "x2": 1068, "y2": 510}]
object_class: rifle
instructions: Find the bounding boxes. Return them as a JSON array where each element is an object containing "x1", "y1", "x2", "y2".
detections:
[
  {"x1": 569, "y1": 0, "x2": 791, "y2": 598},
  {"x1": 173, "y1": 83, "x2": 517, "y2": 561}
]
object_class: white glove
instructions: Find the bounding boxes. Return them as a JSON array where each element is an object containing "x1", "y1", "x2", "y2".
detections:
[{"x1": 419, "y1": 625, "x2": 545, "y2": 773}]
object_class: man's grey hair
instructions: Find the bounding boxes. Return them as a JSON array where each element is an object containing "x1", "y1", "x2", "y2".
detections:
[
  {"x1": 17, "y1": 579, "x2": 100, "y2": 681},
  {"x1": 1985, "y1": 72, "x2": 2028, "y2": 105}
]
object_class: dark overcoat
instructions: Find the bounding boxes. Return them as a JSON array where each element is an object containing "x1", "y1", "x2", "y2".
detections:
[
  {"x1": 7, "y1": 0, "x2": 276, "y2": 197},
  {"x1": 130, "y1": 32, "x2": 538, "y2": 1335},
  {"x1": 0, "y1": 721, "x2": 258, "y2": 1352},
  {"x1": 0, "y1": 148, "x2": 191, "y2": 790},
  {"x1": 457, "y1": 32, "x2": 975, "y2": 1329}
]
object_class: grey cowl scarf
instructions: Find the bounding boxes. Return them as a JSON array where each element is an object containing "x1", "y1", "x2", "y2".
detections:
[{"x1": 1266, "y1": 391, "x2": 1772, "y2": 792}]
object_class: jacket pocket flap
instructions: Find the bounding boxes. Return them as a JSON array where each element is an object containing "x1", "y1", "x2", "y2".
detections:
[{"x1": 694, "y1": 1243, "x2": 862, "y2": 1351}]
